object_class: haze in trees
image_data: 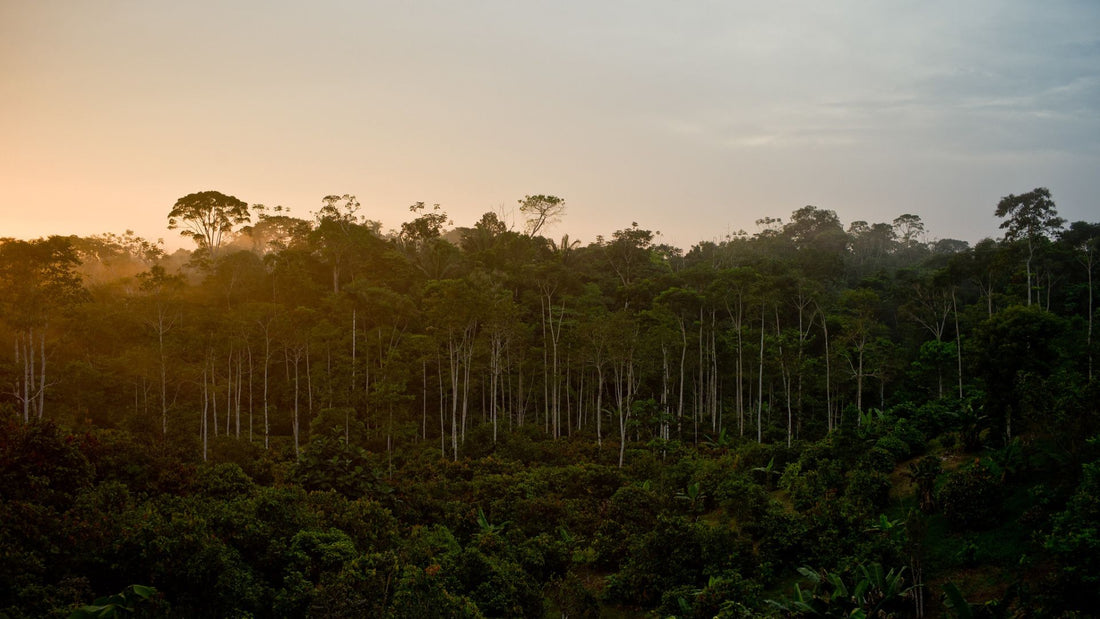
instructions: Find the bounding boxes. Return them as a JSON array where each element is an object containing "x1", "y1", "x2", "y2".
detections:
[{"x1": 0, "y1": 188, "x2": 1097, "y2": 617}]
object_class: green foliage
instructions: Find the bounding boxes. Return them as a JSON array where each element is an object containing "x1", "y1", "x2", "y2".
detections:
[
  {"x1": 659, "y1": 571, "x2": 761, "y2": 619},
  {"x1": 68, "y1": 584, "x2": 159, "y2": 618},
  {"x1": 1044, "y1": 457, "x2": 1100, "y2": 612},
  {"x1": 938, "y1": 465, "x2": 1004, "y2": 530},
  {"x1": 4, "y1": 197, "x2": 1100, "y2": 617},
  {"x1": 767, "y1": 562, "x2": 914, "y2": 618},
  {"x1": 604, "y1": 514, "x2": 750, "y2": 609},
  {"x1": 843, "y1": 469, "x2": 891, "y2": 521},
  {"x1": 390, "y1": 565, "x2": 483, "y2": 619},
  {"x1": 907, "y1": 455, "x2": 943, "y2": 514},
  {"x1": 292, "y1": 429, "x2": 390, "y2": 498},
  {"x1": 874, "y1": 434, "x2": 911, "y2": 462},
  {"x1": 0, "y1": 419, "x2": 94, "y2": 507}
]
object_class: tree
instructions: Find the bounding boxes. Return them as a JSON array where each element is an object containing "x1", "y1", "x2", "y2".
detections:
[
  {"x1": 136, "y1": 265, "x2": 185, "y2": 438},
  {"x1": 1060, "y1": 221, "x2": 1100, "y2": 381},
  {"x1": 893, "y1": 214, "x2": 926, "y2": 251},
  {"x1": 600, "y1": 223, "x2": 661, "y2": 295},
  {"x1": 782, "y1": 206, "x2": 848, "y2": 281},
  {"x1": 311, "y1": 194, "x2": 383, "y2": 293},
  {"x1": 242, "y1": 205, "x2": 311, "y2": 255},
  {"x1": 519, "y1": 194, "x2": 565, "y2": 238},
  {"x1": 0, "y1": 237, "x2": 85, "y2": 421},
  {"x1": 398, "y1": 203, "x2": 459, "y2": 279},
  {"x1": 838, "y1": 288, "x2": 884, "y2": 416},
  {"x1": 994, "y1": 187, "x2": 1064, "y2": 306},
  {"x1": 974, "y1": 305, "x2": 1066, "y2": 440},
  {"x1": 168, "y1": 190, "x2": 251, "y2": 258}
]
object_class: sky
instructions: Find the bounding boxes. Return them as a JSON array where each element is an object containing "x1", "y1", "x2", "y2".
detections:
[{"x1": 2, "y1": 1, "x2": 1098, "y2": 252}]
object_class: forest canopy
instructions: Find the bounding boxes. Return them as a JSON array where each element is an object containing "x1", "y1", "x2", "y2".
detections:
[{"x1": 1, "y1": 188, "x2": 1098, "y2": 617}]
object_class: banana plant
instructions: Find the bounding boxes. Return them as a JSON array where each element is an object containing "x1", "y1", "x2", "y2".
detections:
[{"x1": 767, "y1": 563, "x2": 915, "y2": 618}]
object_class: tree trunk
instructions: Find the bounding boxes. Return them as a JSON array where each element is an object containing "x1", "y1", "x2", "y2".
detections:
[{"x1": 757, "y1": 303, "x2": 765, "y2": 443}]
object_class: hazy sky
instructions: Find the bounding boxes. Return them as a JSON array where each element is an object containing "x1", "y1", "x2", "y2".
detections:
[{"x1": 3, "y1": 1, "x2": 1098, "y2": 251}]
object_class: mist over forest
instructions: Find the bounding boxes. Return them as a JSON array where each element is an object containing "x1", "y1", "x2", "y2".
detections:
[{"x1": 2, "y1": 188, "x2": 1098, "y2": 617}]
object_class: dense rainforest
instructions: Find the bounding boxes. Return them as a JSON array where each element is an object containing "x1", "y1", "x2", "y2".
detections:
[{"x1": 1, "y1": 189, "x2": 1098, "y2": 618}]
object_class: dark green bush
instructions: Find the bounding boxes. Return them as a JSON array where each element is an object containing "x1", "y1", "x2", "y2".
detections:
[{"x1": 938, "y1": 465, "x2": 1004, "y2": 530}]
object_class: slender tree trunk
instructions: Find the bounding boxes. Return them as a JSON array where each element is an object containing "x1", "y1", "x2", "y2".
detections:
[
  {"x1": 449, "y1": 338, "x2": 460, "y2": 461},
  {"x1": 422, "y1": 359, "x2": 428, "y2": 441},
  {"x1": 37, "y1": 331, "x2": 46, "y2": 420},
  {"x1": 351, "y1": 308, "x2": 357, "y2": 392},
  {"x1": 711, "y1": 311, "x2": 719, "y2": 433},
  {"x1": 461, "y1": 336, "x2": 472, "y2": 445},
  {"x1": 438, "y1": 354, "x2": 446, "y2": 458},
  {"x1": 159, "y1": 319, "x2": 168, "y2": 438},
  {"x1": 678, "y1": 318, "x2": 687, "y2": 439},
  {"x1": 856, "y1": 337, "x2": 865, "y2": 416},
  {"x1": 305, "y1": 342, "x2": 313, "y2": 419},
  {"x1": 595, "y1": 364, "x2": 604, "y2": 447},
  {"x1": 18, "y1": 334, "x2": 29, "y2": 422},
  {"x1": 202, "y1": 363, "x2": 209, "y2": 461},
  {"x1": 226, "y1": 351, "x2": 232, "y2": 436},
  {"x1": 776, "y1": 308, "x2": 793, "y2": 448},
  {"x1": 247, "y1": 343, "x2": 254, "y2": 443},
  {"x1": 697, "y1": 310, "x2": 704, "y2": 443},
  {"x1": 1026, "y1": 238, "x2": 1034, "y2": 306},
  {"x1": 292, "y1": 349, "x2": 301, "y2": 459},
  {"x1": 236, "y1": 353, "x2": 243, "y2": 438},
  {"x1": 661, "y1": 344, "x2": 669, "y2": 441},
  {"x1": 758, "y1": 303, "x2": 765, "y2": 443},
  {"x1": 953, "y1": 289, "x2": 964, "y2": 398},
  {"x1": 823, "y1": 311, "x2": 833, "y2": 432},
  {"x1": 211, "y1": 354, "x2": 218, "y2": 437},
  {"x1": 263, "y1": 331, "x2": 270, "y2": 450}
]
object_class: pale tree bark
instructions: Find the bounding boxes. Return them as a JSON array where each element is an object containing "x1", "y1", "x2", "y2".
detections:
[{"x1": 757, "y1": 303, "x2": 765, "y2": 443}]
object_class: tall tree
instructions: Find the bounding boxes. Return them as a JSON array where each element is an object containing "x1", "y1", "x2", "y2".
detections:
[
  {"x1": 0, "y1": 237, "x2": 85, "y2": 421},
  {"x1": 1061, "y1": 221, "x2": 1100, "y2": 381},
  {"x1": 311, "y1": 194, "x2": 379, "y2": 293},
  {"x1": 168, "y1": 190, "x2": 251, "y2": 259},
  {"x1": 519, "y1": 194, "x2": 565, "y2": 238},
  {"x1": 136, "y1": 265, "x2": 185, "y2": 438},
  {"x1": 994, "y1": 187, "x2": 1064, "y2": 306}
]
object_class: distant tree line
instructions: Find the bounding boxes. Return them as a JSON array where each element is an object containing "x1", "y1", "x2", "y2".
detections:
[{"x1": 1, "y1": 188, "x2": 1096, "y2": 462}]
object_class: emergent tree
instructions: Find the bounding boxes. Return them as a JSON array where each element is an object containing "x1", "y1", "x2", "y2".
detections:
[
  {"x1": 995, "y1": 187, "x2": 1064, "y2": 306},
  {"x1": 168, "y1": 190, "x2": 251, "y2": 258}
]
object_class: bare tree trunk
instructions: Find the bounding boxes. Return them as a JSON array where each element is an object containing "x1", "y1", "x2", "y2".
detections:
[
  {"x1": 247, "y1": 343, "x2": 253, "y2": 443},
  {"x1": 776, "y1": 308, "x2": 793, "y2": 448},
  {"x1": 449, "y1": 338, "x2": 459, "y2": 461},
  {"x1": 595, "y1": 364, "x2": 604, "y2": 447},
  {"x1": 818, "y1": 304, "x2": 833, "y2": 432},
  {"x1": 661, "y1": 344, "x2": 669, "y2": 441},
  {"x1": 422, "y1": 360, "x2": 428, "y2": 441},
  {"x1": 711, "y1": 311, "x2": 719, "y2": 433},
  {"x1": 37, "y1": 331, "x2": 46, "y2": 420},
  {"x1": 305, "y1": 342, "x2": 313, "y2": 420},
  {"x1": 697, "y1": 310, "x2": 704, "y2": 444},
  {"x1": 678, "y1": 318, "x2": 687, "y2": 439},
  {"x1": 351, "y1": 308, "x2": 357, "y2": 392},
  {"x1": 236, "y1": 353, "x2": 243, "y2": 438},
  {"x1": 202, "y1": 363, "x2": 209, "y2": 461},
  {"x1": 263, "y1": 332, "x2": 270, "y2": 450},
  {"x1": 292, "y1": 349, "x2": 300, "y2": 459},
  {"x1": 953, "y1": 289, "x2": 963, "y2": 399},
  {"x1": 160, "y1": 323, "x2": 169, "y2": 437},
  {"x1": 438, "y1": 354, "x2": 446, "y2": 459},
  {"x1": 226, "y1": 351, "x2": 232, "y2": 436},
  {"x1": 211, "y1": 354, "x2": 218, "y2": 437},
  {"x1": 461, "y1": 336, "x2": 471, "y2": 446},
  {"x1": 758, "y1": 303, "x2": 765, "y2": 443}
]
